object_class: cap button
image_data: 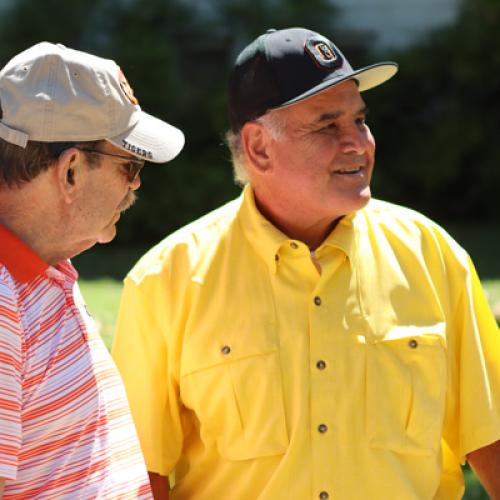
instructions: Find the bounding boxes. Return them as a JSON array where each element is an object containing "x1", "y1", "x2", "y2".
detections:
[{"x1": 266, "y1": 29, "x2": 277, "y2": 34}]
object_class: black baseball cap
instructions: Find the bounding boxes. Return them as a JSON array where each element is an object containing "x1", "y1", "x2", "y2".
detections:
[{"x1": 228, "y1": 27, "x2": 398, "y2": 132}]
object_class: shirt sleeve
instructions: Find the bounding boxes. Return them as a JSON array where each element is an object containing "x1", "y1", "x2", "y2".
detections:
[
  {"x1": 444, "y1": 255, "x2": 500, "y2": 462},
  {"x1": 112, "y1": 272, "x2": 184, "y2": 477},
  {"x1": 0, "y1": 277, "x2": 23, "y2": 480}
]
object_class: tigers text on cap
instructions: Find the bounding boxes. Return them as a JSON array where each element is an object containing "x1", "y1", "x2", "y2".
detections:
[
  {"x1": 228, "y1": 27, "x2": 398, "y2": 132},
  {"x1": 0, "y1": 42, "x2": 184, "y2": 163}
]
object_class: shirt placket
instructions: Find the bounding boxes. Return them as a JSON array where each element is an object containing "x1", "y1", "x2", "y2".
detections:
[{"x1": 309, "y1": 248, "x2": 350, "y2": 500}]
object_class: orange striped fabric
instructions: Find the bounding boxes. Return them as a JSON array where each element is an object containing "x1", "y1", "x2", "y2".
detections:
[{"x1": 0, "y1": 225, "x2": 152, "y2": 499}]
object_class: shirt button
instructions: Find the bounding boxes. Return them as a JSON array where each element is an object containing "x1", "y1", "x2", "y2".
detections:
[
  {"x1": 275, "y1": 254, "x2": 279, "y2": 261},
  {"x1": 314, "y1": 296, "x2": 322, "y2": 306},
  {"x1": 319, "y1": 491, "x2": 329, "y2": 499},
  {"x1": 408, "y1": 339, "x2": 418, "y2": 349},
  {"x1": 290, "y1": 241, "x2": 298, "y2": 249},
  {"x1": 221, "y1": 345, "x2": 231, "y2": 355},
  {"x1": 316, "y1": 360, "x2": 327, "y2": 370},
  {"x1": 318, "y1": 423, "x2": 328, "y2": 433}
]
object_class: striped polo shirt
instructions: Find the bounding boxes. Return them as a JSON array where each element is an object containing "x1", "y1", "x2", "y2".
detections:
[{"x1": 0, "y1": 224, "x2": 152, "y2": 499}]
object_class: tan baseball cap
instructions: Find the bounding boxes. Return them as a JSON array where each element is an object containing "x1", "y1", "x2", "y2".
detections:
[{"x1": 0, "y1": 42, "x2": 184, "y2": 163}]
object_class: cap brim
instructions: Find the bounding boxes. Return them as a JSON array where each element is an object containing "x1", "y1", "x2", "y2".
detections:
[
  {"x1": 354, "y1": 62, "x2": 399, "y2": 92},
  {"x1": 108, "y1": 111, "x2": 185, "y2": 163},
  {"x1": 277, "y1": 62, "x2": 398, "y2": 110}
]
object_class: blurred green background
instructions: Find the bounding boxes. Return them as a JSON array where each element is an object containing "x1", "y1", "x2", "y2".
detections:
[{"x1": 2, "y1": 0, "x2": 499, "y2": 497}]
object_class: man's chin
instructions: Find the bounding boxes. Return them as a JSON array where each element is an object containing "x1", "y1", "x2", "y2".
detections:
[
  {"x1": 97, "y1": 225, "x2": 117, "y2": 244},
  {"x1": 356, "y1": 187, "x2": 372, "y2": 207}
]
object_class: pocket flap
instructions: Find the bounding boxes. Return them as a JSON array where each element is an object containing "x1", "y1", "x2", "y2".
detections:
[{"x1": 366, "y1": 323, "x2": 447, "y2": 348}]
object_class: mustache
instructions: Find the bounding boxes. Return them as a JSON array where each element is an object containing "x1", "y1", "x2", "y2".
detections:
[
  {"x1": 118, "y1": 191, "x2": 137, "y2": 212},
  {"x1": 334, "y1": 154, "x2": 367, "y2": 167}
]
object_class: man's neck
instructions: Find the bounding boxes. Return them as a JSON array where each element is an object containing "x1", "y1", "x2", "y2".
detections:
[
  {"x1": 251, "y1": 189, "x2": 341, "y2": 250},
  {"x1": 0, "y1": 183, "x2": 62, "y2": 265}
]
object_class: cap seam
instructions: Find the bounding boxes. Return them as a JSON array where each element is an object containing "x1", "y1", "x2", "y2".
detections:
[
  {"x1": 261, "y1": 33, "x2": 285, "y2": 115},
  {"x1": 42, "y1": 53, "x2": 58, "y2": 142},
  {"x1": 97, "y1": 67, "x2": 115, "y2": 137}
]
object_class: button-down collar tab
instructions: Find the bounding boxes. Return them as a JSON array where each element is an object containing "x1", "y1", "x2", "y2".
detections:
[{"x1": 318, "y1": 210, "x2": 360, "y2": 269}]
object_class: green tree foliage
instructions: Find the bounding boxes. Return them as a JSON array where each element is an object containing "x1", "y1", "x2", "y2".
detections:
[
  {"x1": 367, "y1": 0, "x2": 500, "y2": 222},
  {"x1": 0, "y1": 0, "x2": 110, "y2": 55}
]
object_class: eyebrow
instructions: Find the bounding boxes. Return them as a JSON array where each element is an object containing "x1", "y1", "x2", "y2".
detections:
[{"x1": 313, "y1": 106, "x2": 369, "y2": 126}]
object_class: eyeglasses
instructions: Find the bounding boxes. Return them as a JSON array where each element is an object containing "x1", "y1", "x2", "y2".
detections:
[{"x1": 76, "y1": 148, "x2": 145, "y2": 182}]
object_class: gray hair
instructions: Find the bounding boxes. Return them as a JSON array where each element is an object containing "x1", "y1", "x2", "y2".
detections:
[{"x1": 225, "y1": 109, "x2": 287, "y2": 186}]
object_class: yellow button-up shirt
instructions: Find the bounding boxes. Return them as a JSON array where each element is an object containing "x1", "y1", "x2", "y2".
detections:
[{"x1": 112, "y1": 186, "x2": 500, "y2": 500}]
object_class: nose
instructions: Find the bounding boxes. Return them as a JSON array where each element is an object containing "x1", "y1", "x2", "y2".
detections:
[{"x1": 339, "y1": 125, "x2": 370, "y2": 155}]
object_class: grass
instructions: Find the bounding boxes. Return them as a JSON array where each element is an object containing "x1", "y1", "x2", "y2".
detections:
[{"x1": 78, "y1": 278, "x2": 123, "y2": 350}]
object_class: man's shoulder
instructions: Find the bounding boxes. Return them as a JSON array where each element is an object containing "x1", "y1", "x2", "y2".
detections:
[
  {"x1": 363, "y1": 198, "x2": 435, "y2": 224},
  {"x1": 362, "y1": 199, "x2": 446, "y2": 233},
  {"x1": 360, "y1": 198, "x2": 466, "y2": 257},
  {"x1": 128, "y1": 196, "x2": 242, "y2": 282}
]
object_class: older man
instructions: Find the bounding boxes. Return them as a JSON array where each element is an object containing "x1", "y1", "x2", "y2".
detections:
[
  {"x1": 0, "y1": 42, "x2": 184, "y2": 498},
  {"x1": 113, "y1": 28, "x2": 500, "y2": 499}
]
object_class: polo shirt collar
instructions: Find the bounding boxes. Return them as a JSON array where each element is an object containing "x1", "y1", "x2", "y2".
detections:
[
  {"x1": 238, "y1": 185, "x2": 361, "y2": 272},
  {"x1": 0, "y1": 224, "x2": 49, "y2": 283}
]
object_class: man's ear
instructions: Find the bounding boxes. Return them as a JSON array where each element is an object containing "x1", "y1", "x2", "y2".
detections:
[
  {"x1": 241, "y1": 122, "x2": 273, "y2": 175},
  {"x1": 54, "y1": 148, "x2": 83, "y2": 203}
]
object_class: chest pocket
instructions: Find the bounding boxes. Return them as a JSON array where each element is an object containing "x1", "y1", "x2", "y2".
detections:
[
  {"x1": 365, "y1": 325, "x2": 447, "y2": 455},
  {"x1": 180, "y1": 329, "x2": 289, "y2": 461}
]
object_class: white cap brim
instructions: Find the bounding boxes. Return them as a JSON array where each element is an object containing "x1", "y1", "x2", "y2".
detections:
[
  {"x1": 108, "y1": 110, "x2": 185, "y2": 163},
  {"x1": 353, "y1": 63, "x2": 399, "y2": 92}
]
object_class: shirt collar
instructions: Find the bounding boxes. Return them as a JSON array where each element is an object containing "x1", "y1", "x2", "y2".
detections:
[
  {"x1": 237, "y1": 185, "x2": 361, "y2": 272},
  {"x1": 50, "y1": 260, "x2": 79, "y2": 284},
  {"x1": 237, "y1": 185, "x2": 289, "y2": 274},
  {"x1": 0, "y1": 224, "x2": 49, "y2": 283},
  {"x1": 318, "y1": 210, "x2": 359, "y2": 268}
]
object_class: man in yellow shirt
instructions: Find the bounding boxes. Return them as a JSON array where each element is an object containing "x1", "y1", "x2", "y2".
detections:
[{"x1": 112, "y1": 28, "x2": 500, "y2": 499}]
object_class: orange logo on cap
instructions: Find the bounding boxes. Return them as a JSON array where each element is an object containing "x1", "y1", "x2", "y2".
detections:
[
  {"x1": 305, "y1": 36, "x2": 343, "y2": 71},
  {"x1": 315, "y1": 42, "x2": 336, "y2": 62},
  {"x1": 118, "y1": 68, "x2": 138, "y2": 105}
]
